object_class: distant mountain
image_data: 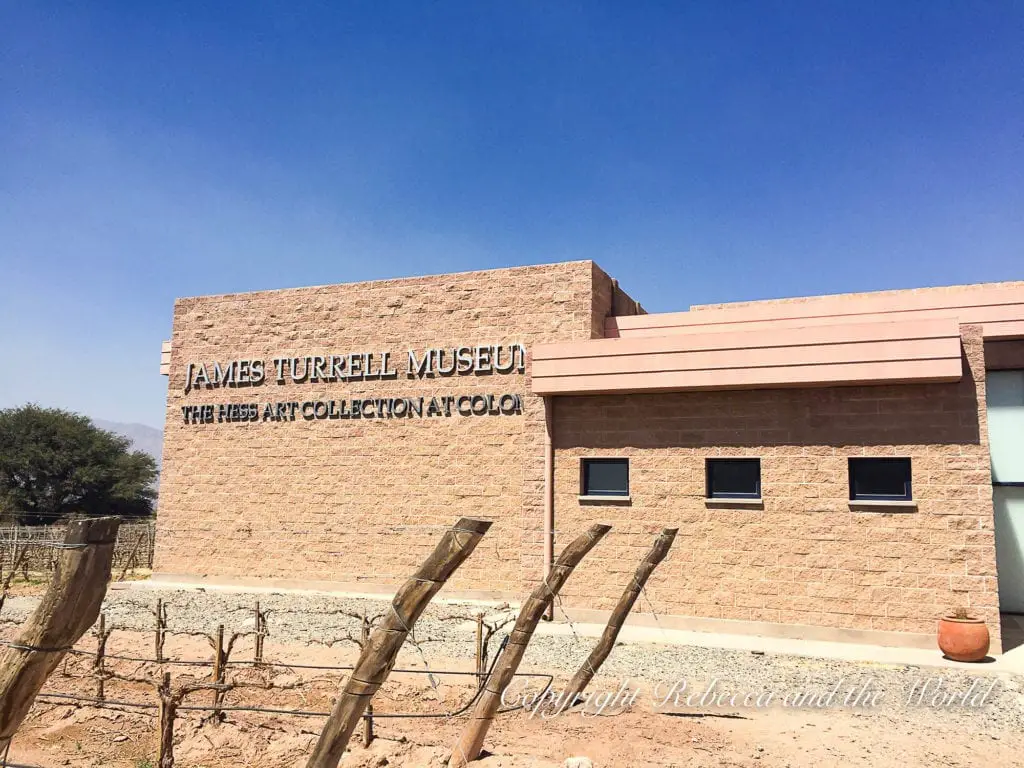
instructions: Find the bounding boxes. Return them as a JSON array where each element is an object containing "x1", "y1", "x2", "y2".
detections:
[{"x1": 92, "y1": 419, "x2": 164, "y2": 469}]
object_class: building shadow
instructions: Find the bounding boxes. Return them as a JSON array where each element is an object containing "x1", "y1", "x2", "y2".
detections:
[
  {"x1": 1000, "y1": 614, "x2": 1024, "y2": 653},
  {"x1": 556, "y1": 376, "x2": 981, "y2": 451}
]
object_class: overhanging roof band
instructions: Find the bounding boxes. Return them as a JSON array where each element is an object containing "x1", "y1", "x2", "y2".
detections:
[
  {"x1": 531, "y1": 317, "x2": 963, "y2": 396},
  {"x1": 607, "y1": 283, "x2": 1024, "y2": 340}
]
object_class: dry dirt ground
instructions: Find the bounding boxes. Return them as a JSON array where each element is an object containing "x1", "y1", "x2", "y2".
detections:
[
  {"x1": 1, "y1": 571, "x2": 149, "y2": 601},
  {"x1": 5, "y1": 630, "x2": 1019, "y2": 768}
]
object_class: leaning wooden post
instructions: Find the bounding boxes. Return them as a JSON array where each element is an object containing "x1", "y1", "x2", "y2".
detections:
[
  {"x1": 0, "y1": 546, "x2": 29, "y2": 616},
  {"x1": 117, "y1": 530, "x2": 148, "y2": 582},
  {"x1": 448, "y1": 523, "x2": 611, "y2": 768},
  {"x1": 556, "y1": 527, "x2": 678, "y2": 713},
  {"x1": 305, "y1": 517, "x2": 492, "y2": 768},
  {"x1": 0, "y1": 517, "x2": 120, "y2": 751}
]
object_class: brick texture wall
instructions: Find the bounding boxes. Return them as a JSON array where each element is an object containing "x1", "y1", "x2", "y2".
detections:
[
  {"x1": 590, "y1": 264, "x2": 644, "y2": 339},
  {"x1": 160, "y1": 262, "x2": 1002, "y2": 649},
  {"x1": 157, "y1": 261, "x2": 635, "y2": 596},
  {"x1": 552, "y1": 326, "x2": 1000, "y2": 649}
]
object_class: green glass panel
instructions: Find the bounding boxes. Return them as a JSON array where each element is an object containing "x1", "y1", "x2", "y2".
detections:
[
  {"x1": 995, "y1": 487, "x2": 1024, "y2": 614},
  {"x1": 988, "y1": 371, "x2": 1024, "y2": 484}
]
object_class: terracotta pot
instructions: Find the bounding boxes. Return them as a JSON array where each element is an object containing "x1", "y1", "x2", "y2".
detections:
[{"x1": 937, "y1": 615, "x2": 990, "y2": 662}]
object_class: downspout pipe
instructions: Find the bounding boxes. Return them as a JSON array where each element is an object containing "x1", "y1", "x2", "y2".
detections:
[{"x1": 543, "y1": 396, "x2": 555, "y2": 621}]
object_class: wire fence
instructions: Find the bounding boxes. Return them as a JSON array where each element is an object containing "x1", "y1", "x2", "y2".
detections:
[
  {"x1": 0, "y1": 521, "x2": 155, "y2": 576},
  {"x1": 0, "y1": 613, "x2": 552, "y2": 768},
  {"x1": 0, "y1": 523, "x2": 650, "y2": 767},
  {"x1": 27, "y1": 634, "x2": 549, "y2": 719},
  {"x1": 0, "y1": 592, "x2": 549, "y2": 767}
]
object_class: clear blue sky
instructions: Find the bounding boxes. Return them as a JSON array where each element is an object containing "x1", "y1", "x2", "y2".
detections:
[{"x1": 1, "y1": 2, "x2": 1021, "y2": 429}]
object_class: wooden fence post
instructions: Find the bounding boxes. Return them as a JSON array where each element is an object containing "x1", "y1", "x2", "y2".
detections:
[
  {"x1": 304, "y1": 517, "x2": 492, "y2": 768},
  {"x1": 155, "y1": 598, "x2": 166, "y2": 664},
  {"x1": 254, "y1": 601, "x2": 264, "y2": 666},
  {"x1": 474, "y1": 613, "x2": 484, "y2": 689},
  {"x1": 211, "y1": 624, "x2": 225, "y2": 721},
  {"x1": 157, "y1": 671, "x2": 231, "y2": 768},
  {"x1": 157, "y1": 671, "x2": 175, "y2": 768},
  {"x1": 94, "y1": 612, "x2": 109, "y2": 701},
  {"x1": 0, "y1": 517, "x2": 120, "y2": 751},
  {"x1": 361, "y1": 616, "x2": 373, "y2": 748},
  {"x1": 447, "y1": 523, "x2": 611, "y2": 768},
  {"x1": 556, "y1": 527, "x2": 677, "y2": 713}
]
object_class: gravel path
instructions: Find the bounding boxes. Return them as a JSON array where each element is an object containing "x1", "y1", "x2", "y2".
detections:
[{"x1": 4, "y1": 585, "x2": 1022, "y2": 737}]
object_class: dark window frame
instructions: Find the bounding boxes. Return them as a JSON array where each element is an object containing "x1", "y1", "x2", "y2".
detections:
[
  {"x1": 705, "y1": 458, "x2": 762, "y2": 500},
  {"x1": 581, "y1": 458, "x2": 630, "y2": 497},
  {"x1": 848, "y1": 457, "x2": 913, "y2": 502}
]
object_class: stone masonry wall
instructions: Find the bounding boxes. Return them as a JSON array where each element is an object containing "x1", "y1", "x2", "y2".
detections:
[
  {"x1": 157, "y1": 261, "x2": 617, "y2": 596},
  {"x1": 552, "y1": 326, "x2": 1001, "y2": 649},
  {"x1": 159, "y1": 261, "x2": 1001, "y2": 648}
]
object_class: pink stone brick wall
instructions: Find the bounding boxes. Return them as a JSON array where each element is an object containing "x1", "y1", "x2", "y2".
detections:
[
  {"x1": 590, "y1": 264, "x2": 644, "y2": 339},
  {"x1": 551, "y1": 326, "x2": 1001, "y2": 649},
  {"x1": 157, "y1": 262, "x2": 633, "y2": 596},
  {"x1": 159, "y1": 262, "x2": 1002, "y2": 650}
]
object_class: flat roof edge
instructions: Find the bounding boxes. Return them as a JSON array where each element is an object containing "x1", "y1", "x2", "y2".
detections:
[
  {"x1": 173, "y1": 259, "x2": 600, "y2": 305},
  {"x1": 688, "y1": 279, "x2": 1024, "y2": 313}
]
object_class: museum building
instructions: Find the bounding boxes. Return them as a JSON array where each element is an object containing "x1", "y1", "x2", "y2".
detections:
[{"x1": 156, "y1": 261, "x2": 1024, "y2": 653}]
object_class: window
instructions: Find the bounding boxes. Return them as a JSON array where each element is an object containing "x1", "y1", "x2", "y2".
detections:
[
  {"x1": 705, "y1": 458, "x2": 761, "y2": 499},
  {"x1": 581, "y1": 458, "x2": 629, "y2": 497},
  {"x1": 849, "y1": 457, "x2": 912, "y2": 501}
]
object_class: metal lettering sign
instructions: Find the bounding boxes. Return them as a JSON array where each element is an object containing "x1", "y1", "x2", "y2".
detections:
[
  {"x1": 179, "y1": 343, "x2": 527, "y2": 425},
  {"x1": 181, "y1": 394, "x2": 525, "y2": 425},
  {"x1": 183, "y1": 344, "x2": 526, "y2": 393}
]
